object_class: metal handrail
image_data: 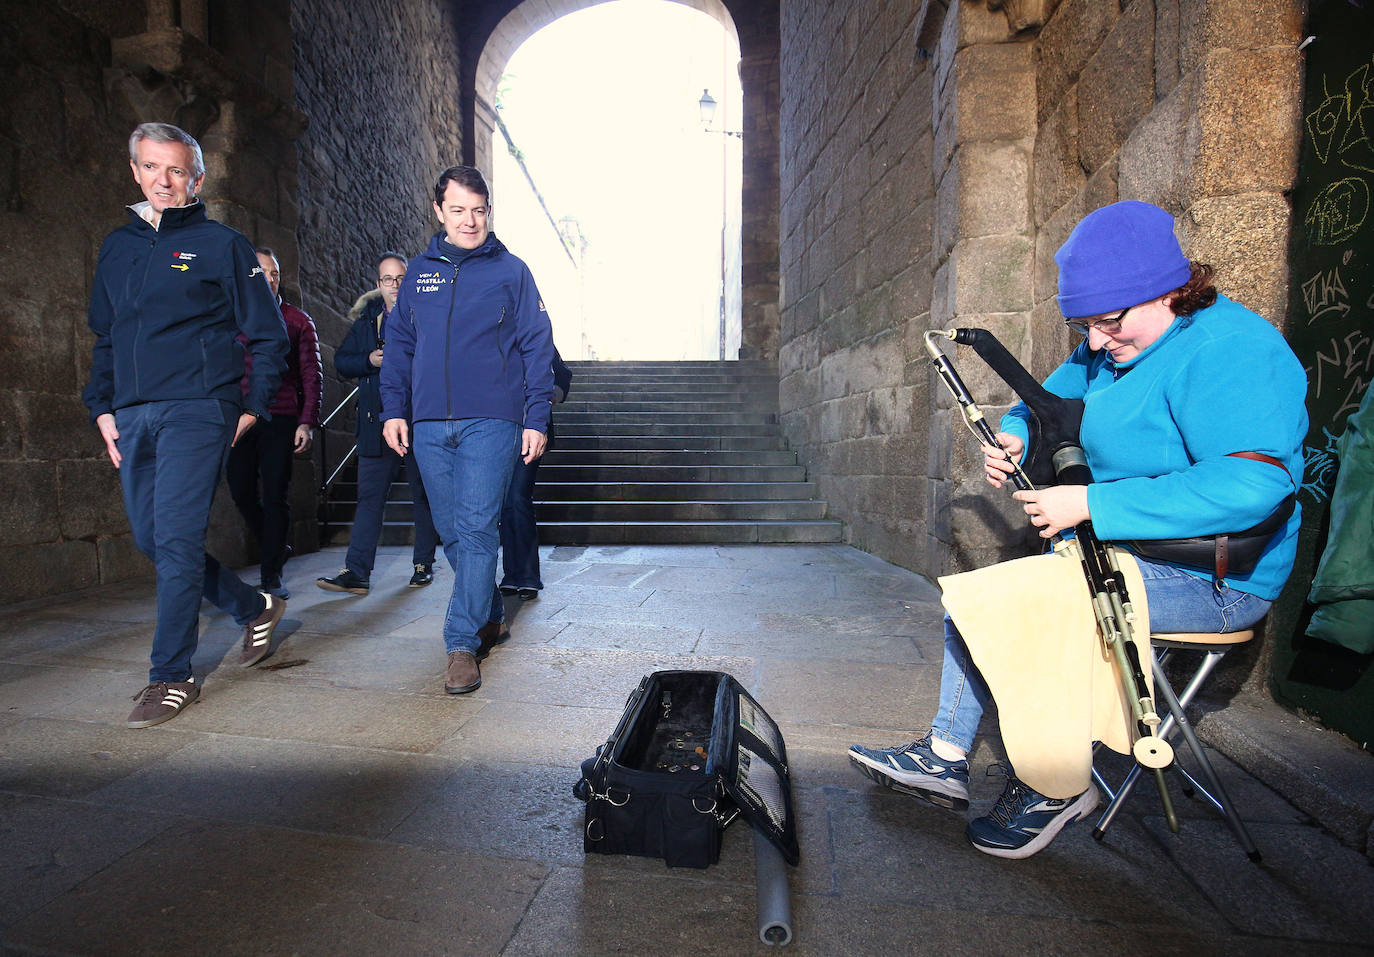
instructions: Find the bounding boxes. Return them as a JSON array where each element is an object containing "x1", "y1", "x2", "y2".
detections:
[
  {"x1": 318, "y1": 385, "x2": 359, "y2": 496},
  {"x1": 324, "y1": 444, "x2": 359, "y2": 491},
  {"x1": 317, "y1": 385, "x2": 361, "y2": 544},
  {"x1": 320, "y1": 386, "x2": 359, "y2": 428}
]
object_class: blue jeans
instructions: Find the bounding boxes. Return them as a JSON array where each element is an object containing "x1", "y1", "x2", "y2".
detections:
[
  {"x1": 346, "y1": 449, "x2": 438, "y2": 578},
  {"x1": 116, "y1": 399, "x2": 266, "y2": 683},
  {"x1": 411, "y1": 418, "x2": 520, "y2": 654},
  {"x1": 930, "y1": 554, "x2": 1273, "y2": 754},
  {"x1": 499, "y1": 453, "x2": 543, "y2": 590}
]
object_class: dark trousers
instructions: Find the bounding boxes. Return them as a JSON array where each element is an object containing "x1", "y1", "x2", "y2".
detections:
[
  {"x1": 499, "y1": 454, "x2": 543, "y2": 590},
  {"x1": 346, "y1": 448, "x2": 439, "y2": 578},
  {"x1": 226, "y1": 413, "x2": 298, "y2": 584},
  {"x1": 116, "y1": 399, "x2": 265, "y2": 683}
]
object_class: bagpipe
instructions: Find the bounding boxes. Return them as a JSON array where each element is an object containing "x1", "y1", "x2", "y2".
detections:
[{"x1": 923, "y1": 327, "x2": 1181, "y2": 831}]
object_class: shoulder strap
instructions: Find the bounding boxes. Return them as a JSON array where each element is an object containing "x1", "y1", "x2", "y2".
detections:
[{"x1": 1227, "y1": 450, "x2": 1290, "y2": 477}]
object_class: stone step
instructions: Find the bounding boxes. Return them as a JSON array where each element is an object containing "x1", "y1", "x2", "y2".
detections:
[
  {"x1": 536, "y1": 463, "x2": 808, "y2": 483},
  {"x1": 553, "y1": 411, "x2": 778, "y2": 426},
  {"x1": 566, "y1": 359, "x2": 775, "y2": 371},
  {"x1": 535, "y1": 481, "x2": 820, "y2": 501},
  {"x1": 570, "y1": 386, "x2": 775, "y2": 400},
  {"x1": 554, "y1": 435, "x2": 786, "y2": 452},
  {"x1": 326, "y1": 482, "x2": 421, "y2": 503},
  {"x1": 541, "y1": 449, "x2": 798, "y2": 467},
  {"x1": 553, "y1": 422, "x2": 783, "y2": 437},
  {"x1": 558, "y1": 398, "x2": 779, "y2": 413},
  {"x1": 320, "y1": 358, "x2": 838, "y2": 548},
  {"x1": 537, "y1": 500, "x2": 829, "y2": 521},
  {"x1": 536, "y1": 520, "x2": 844, "y2": 544}
]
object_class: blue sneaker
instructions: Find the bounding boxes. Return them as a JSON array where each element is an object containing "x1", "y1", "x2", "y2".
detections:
[
  {"x1": 848, "y1": 735, "x2": 970, "y2": 810},
  {"x1": 966, "y1": 775, "x2": 1099, "y2": 859}
]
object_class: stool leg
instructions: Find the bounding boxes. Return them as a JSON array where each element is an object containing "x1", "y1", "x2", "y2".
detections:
[
  {"x1": 1150, "y1": 653, "x2": 1262, "y2": 863},
  {"x1": 1093, "y1": 653, "x2": 1189, "y2": 839}
]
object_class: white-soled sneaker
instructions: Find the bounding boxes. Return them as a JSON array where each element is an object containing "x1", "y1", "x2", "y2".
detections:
[
  {"x1": 127, "y1": 679, "x2": 199, "y2": 728},
  {"x1": 239, "y1": 592, "x2": 285, "y2": 667},
  {"x1": 966, "y1": 775, "x2": 1099, "y2": 859},
  {"x1": 848, "y1": 734, "x2": 970, "y2": 810}
]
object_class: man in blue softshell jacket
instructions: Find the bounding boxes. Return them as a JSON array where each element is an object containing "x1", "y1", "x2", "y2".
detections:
[
  {"x1": 381, "y1": 165, "x2": 555, "y2": 695},
  {"x1": 82, "y1": 122, "x2": 291, "y2": 728}
]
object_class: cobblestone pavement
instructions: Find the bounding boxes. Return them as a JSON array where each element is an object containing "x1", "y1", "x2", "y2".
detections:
[{"x1": 1, "y1": 544, "x2": 1370, "y2": 955}]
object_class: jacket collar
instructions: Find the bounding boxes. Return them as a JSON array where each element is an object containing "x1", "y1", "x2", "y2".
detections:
[
  {"x1": 423, "y1": 229, "x2": 504, "y2": 264},
  {"x1": 125, "y1": 200, "x2": 209, "y2": 232}
]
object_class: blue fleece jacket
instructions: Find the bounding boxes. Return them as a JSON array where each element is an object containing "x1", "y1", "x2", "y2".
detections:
[
  {"x1": 1000, "y1": 295, "x2": 1308, "y2": 599},
  {"x1": 380, "y1": 231, "x2": 555, "y2": 432},
  {"x1": 82, "y1": 202, "x2": 288, "y2": 421}
]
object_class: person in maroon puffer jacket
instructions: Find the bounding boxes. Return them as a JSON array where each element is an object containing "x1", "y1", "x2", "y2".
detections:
[{"x1": 226, "y1": 246, "x2": 323, "y2": 598}]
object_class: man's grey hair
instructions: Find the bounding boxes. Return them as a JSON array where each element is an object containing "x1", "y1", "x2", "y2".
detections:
[{"x1": 128, "y1": 122, "x2": 206, "y2": 180}]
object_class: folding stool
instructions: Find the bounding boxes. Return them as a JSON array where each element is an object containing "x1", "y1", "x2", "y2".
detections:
[{"x1": 1090, "y1": 630, "x2": 1263, "y2": 862}]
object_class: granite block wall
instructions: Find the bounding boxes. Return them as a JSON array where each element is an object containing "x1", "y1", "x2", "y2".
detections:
[
  {"x1": 0, "y1": 0, "x2": 466, "y2": 603},
  {"x1": 778, "y1": 0, "x2": 936, "y2": 573},
  {"x1": 776, "y1": 0, "x2": 1303, "y2": 582}
]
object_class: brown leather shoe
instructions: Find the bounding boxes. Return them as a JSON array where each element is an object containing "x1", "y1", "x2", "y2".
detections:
[
  {"x1": 476, "y1": 619, "x2": 511, "y2": 661},
  {"x1": 444, "y1": 651, "x2": 481, "y2": 694}
]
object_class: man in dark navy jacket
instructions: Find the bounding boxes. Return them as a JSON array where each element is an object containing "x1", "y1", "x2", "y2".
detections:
[
  {"x1": 381, "y1": 166, "x2": 555, "y2": 695},
  {"x1": 82, "y1": 123, "x2": 291, "y2": 728},
  {"x1": 317, "y1": 251, "x2": 439, "y2": 594}
]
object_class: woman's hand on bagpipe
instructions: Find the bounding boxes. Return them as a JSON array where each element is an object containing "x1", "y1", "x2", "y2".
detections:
[
  {"x1": 981, "y1": 432, "x2": 1025, "y2": 488},
  {"x1": 1012, "y1": 485, "x2": 1091, "y2": 538}
]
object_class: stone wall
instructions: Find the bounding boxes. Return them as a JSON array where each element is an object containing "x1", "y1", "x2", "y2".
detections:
[
  {"x1": 0, "y1": 0, "x2": 466, "y2": 604},
  {"x1": 0, "y1": 0, "x2": 308, "y2": 603},
  {"x1": 777, "y1": 0, "x2": 937, "y2": 572},
  {"x1": 291, "y1": 0, "x2": 464, "y2": 484},
  {"x1": 776, "y1": 0, "x2": 1303, "y2": 582}
]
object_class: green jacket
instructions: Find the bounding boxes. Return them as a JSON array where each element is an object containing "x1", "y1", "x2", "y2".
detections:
[{"x1": 1306, "y1": 383, "x2": 1374, "y2": 653}]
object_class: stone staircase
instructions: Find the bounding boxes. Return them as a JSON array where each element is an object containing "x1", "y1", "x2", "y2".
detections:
[
  {"x1": 319, "y1": 360, "x2": 842, "y2": 546},
  {"x1": 539, "y1": 359, "x2": 842, "y2": 544}
]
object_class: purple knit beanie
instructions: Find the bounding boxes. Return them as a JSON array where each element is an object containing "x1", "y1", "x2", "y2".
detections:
[{"x1": 1054, "y1": 201, "x2": 1192, "y2": 319}]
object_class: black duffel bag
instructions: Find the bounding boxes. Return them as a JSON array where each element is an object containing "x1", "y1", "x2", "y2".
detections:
[{"x1": 573, "y1": 670, "x2": 799, "y2": 870}]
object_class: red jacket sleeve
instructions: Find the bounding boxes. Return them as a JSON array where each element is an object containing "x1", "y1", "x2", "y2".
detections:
[{"x1": 287, "y1": 304, "x2": 323, "y2": 426}]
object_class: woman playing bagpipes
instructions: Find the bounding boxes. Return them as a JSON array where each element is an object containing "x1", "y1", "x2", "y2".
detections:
[{"x1": 849, "y1": 201, "x2": 1307, "y2": 859}]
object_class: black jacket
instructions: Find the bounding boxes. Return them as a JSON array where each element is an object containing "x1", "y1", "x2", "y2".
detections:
[
  {"x1": 336, "y1": 289, "x2": 392, "y2": 457},
  {"x1": 83, "y1": 202, "x2": 287, "y2": 421}
]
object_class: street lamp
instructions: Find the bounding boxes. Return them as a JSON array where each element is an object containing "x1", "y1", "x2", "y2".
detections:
[
  {"x1": 697, "y1": 89, "x2": 738, "y2": 359},
  {"x1": 698, "y1": 88, "x2": 742, "y2": 138}
]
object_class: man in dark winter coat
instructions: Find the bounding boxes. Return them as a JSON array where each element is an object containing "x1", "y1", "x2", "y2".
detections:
[
  {"x1": 317, "y1": 252, "x2": 439, "y2": 595},
  {"x1": 82, "y1": 122, "x2": 291, "y2": 728},
  {"x1": 227, "y1": 246, "x2": 323, "y2": 599}
]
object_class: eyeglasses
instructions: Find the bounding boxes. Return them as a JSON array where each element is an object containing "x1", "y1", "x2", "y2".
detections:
[
  {"x1": 378, "y1": 275, "x2": 404, "y2": 286},
  {"x1": 1065, "y1": 305, "x2": 1130, "y2": 337}
]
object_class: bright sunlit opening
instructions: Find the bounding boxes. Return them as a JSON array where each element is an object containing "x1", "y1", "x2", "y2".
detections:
[{"x1": 493, "y1": 0, "x2": 742, "y2": 360}]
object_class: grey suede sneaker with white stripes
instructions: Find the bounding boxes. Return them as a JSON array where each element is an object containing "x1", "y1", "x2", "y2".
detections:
[
  {"x1": 126, "y1": 679, "x2": 199, "y2": 728},
  {"x1": 238, "y1": 592, "x2": 285, "y2": 668},
  {"x1": 848, "y1": 734, "x2": 970, "y2": 810}
]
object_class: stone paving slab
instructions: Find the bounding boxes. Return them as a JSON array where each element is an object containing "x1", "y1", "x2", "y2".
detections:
[
  {"x1": 0, "y1": 717, "x2": 196, "y2": 798},
  {"x1": 0, "y1": 543, "x2": 1370, "y2": 956},
  {"x1": 84, "y1": 735, "x2": 460, "y2": 840},
  {"x1": 2, "y1": 819, "x2": 549, "y2": 956},
  {"x1": 0, "y1": 793, "x2": 178, "y2": 928}
]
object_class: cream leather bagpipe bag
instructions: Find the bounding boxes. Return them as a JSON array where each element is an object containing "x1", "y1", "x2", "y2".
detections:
[{"x1": 939, "y1": 541, "x2": 1153, "y2": 800}]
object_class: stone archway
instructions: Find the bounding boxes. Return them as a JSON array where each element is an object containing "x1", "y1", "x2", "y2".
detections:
[{"x1": 463, "y1": 0, "x2": 781, "y2": 360}]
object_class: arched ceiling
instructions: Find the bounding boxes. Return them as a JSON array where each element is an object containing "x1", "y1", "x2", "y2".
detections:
[{"x1": 474, "y1": 0, "x2": 738, "y2": 126}]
